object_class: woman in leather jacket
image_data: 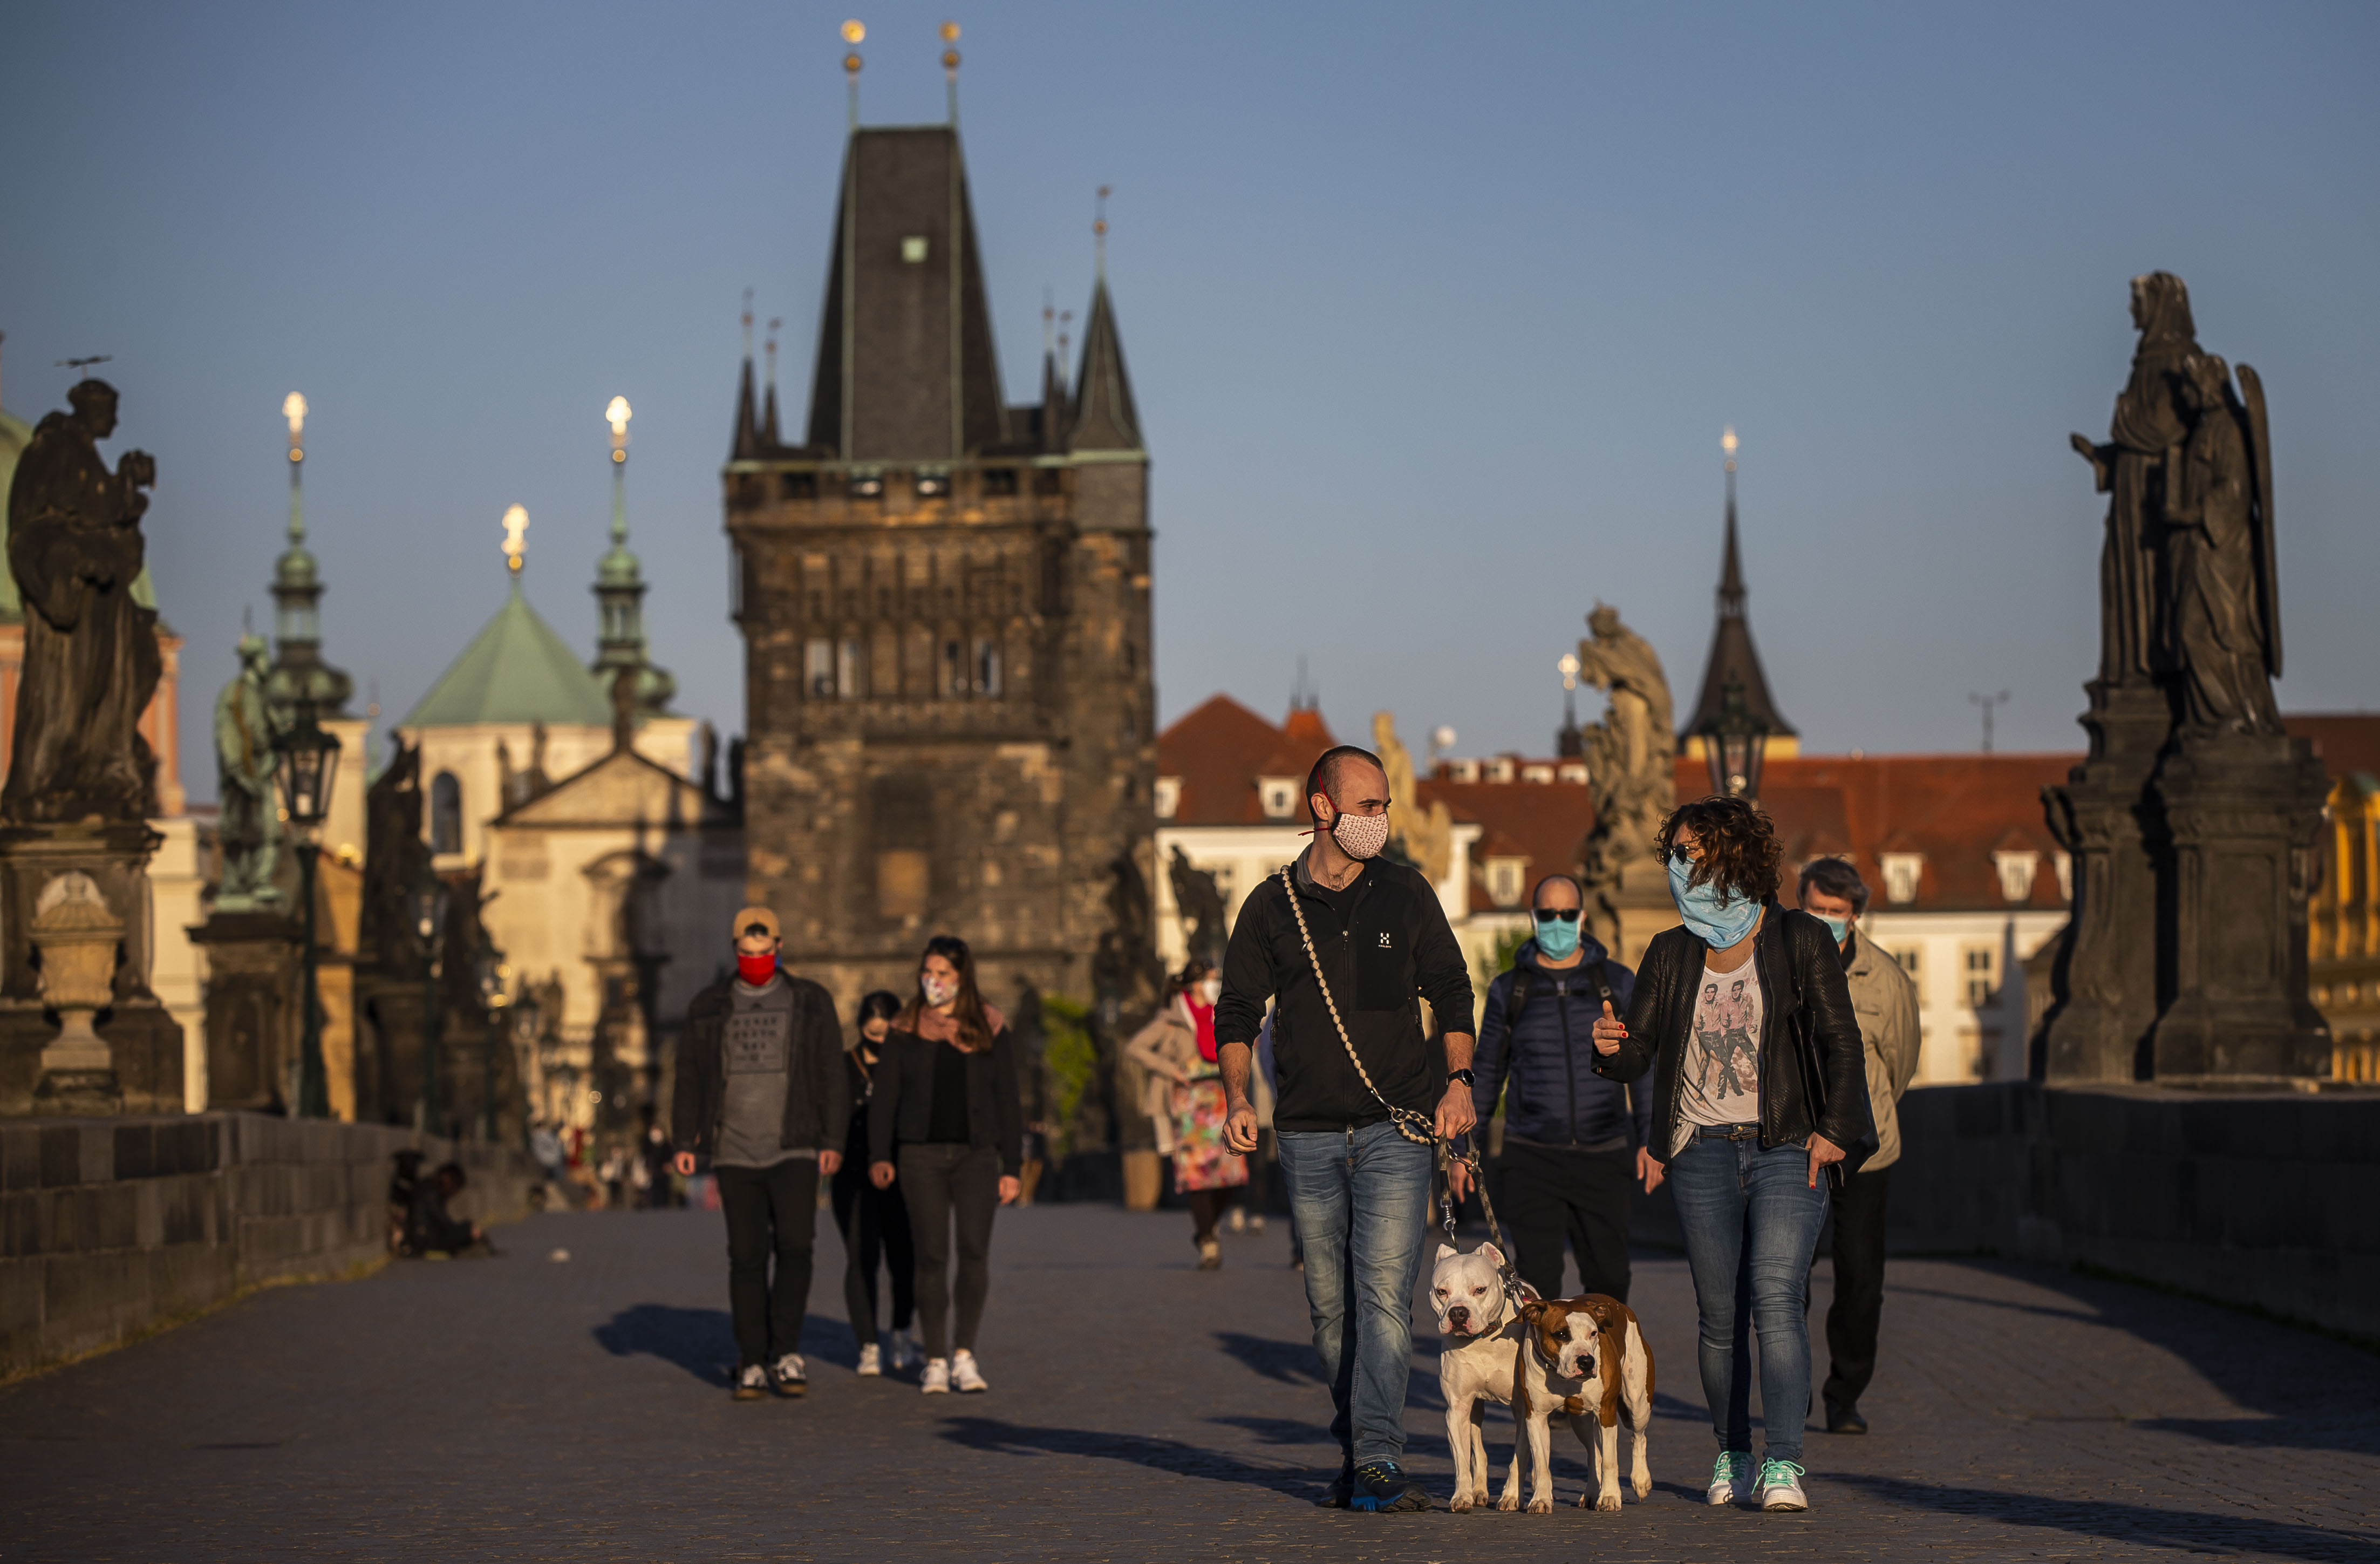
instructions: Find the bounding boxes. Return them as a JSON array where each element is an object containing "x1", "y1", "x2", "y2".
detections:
[{"x1": 1591, "y1": 796, "x2": 1870, "y2": 1516}]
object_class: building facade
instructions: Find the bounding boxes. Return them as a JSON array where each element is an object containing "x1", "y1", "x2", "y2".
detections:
[{"x1": 727, "y1": 119, "x2": 1155, "y2": 1023}]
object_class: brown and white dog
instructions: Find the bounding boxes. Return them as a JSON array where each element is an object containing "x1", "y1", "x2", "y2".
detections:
[
  {"x1": 1428, "y1": 1242, "x2": 1528, "y2": 1512},
  {"x1": 1513, "y1": 1293, "x2": 1654, "y2": 1513}
]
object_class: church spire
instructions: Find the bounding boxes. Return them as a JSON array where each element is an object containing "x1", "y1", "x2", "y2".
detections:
[
  {"x1": 1681, "y1": 427, "x2": 1793, "y2": 746},
  {"x1": 594, "y1": 396, "x2": 675, "y2": 719},
  {"x1": 1068, "y1": 189, "x2": 1142, "y2": 453},
  {"x1": 761, "y1": 317, "x2": 782, "y2": 450},
  {"x1": 266, "y1": 392, "x2": 352, "y2": 722},
  {"x1": 731, "y1": 290, "x2": 760, "y2": 459}
]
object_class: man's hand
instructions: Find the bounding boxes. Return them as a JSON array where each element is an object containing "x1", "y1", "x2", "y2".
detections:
[
  {"x1": 1591, "y1": 999, "x2": 1627, "y2": 1056},
  {"x1": 1435, "y1": 1081, "x2": 1477, "y2": 1144},
  {"x1": 998, "y1": 1175, "x2": 1021, "y2": 1206},
  {"x1": 1636, "y1": 1146, "x2": 1665, "y2": 1194},
  {"x1": 1222, "y1": 1094, "x2": 1259, "y2": 1155},
  {"x1": 818, "y1": 1150, "x2": 842, "y2": 1177},
  {"x1": 672, "y1": 1151, "x2": 695, "y2": 1178},
  {"x1": 1447, "y1": 1158, "x2": 1474, "y2": 1201},
  {"x1": 1806, "y1": 1132, "x2": 1846, "y2": 1190},
  {"x1": 869, "y1": 1160, "x2": 897, "y2": 1189}
]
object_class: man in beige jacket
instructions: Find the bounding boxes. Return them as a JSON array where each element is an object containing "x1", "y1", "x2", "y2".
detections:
[{"x1": 1798, "y1": 859, "x2": 1920, "y2": 1437}]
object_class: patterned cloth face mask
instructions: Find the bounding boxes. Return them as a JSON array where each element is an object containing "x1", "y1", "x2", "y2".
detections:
[
  {"x1": 921, "y1": 975, "x2": 958, "y2": 1007},
  {"x1": 1328, "y1": 810, "x2": 1390, "y2": 861}
]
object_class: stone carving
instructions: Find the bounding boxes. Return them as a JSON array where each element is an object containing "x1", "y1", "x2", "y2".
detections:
[
  {"x1": 213, "y1": 633, "x2": 284, "y2": 910},
  {"x1": 1, "y1": 379, "x2": 162, "y2": 824},
  {"x1": 1373, "y1": 711, "x2": 1452, "y2": 887},
  {"x1": 1574, "y1": 603, "x2": 1679, "y2": 961},
  {"x1": 2165, "y1": 354, "x2": 2282, "y2": 736},
  {"x1": 29, "y1": 870, "x2": 122, "y2": 1084},
  {"x1": 2070, "y1": 271, "x2": 2200, "y2": 689},
  {"x1": 1167, "y1": 844, "x2": 1227, "y2": 969}
]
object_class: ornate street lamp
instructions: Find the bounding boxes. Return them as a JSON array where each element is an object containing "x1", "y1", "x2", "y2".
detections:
[
  {"x1": 1696, "y1": 672, "x2": 1769, "y2": 799},
  {"x1": 274, "y1": 712, "x2": 341, "y2": 1117},
  {"x1": 413, "y1": 865, "x2": 449, "y2": 1137}
]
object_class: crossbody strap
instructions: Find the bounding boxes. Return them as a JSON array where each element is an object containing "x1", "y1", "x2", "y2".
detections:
[{"x1": 1275, "y1": 863, "x2": 1437, "y2": 1147}]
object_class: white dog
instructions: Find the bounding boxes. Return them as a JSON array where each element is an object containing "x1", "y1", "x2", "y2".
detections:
[
  {"x1": 1513, "y1": 1293, "x2": 1655, "y2": 1513},
  {"x1": 1429, "y1": 1241, "x2": 1529, "y2": 1513}
]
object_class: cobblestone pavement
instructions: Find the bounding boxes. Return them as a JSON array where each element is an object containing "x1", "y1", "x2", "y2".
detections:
[{"x1": 5, "y1": 1202, "x2": 2378, "y2": 1562}]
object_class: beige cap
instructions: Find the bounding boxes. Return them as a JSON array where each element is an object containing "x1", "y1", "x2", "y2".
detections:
[{"x1": 733, "y1": 906, "x2": 780, "y2": 942}]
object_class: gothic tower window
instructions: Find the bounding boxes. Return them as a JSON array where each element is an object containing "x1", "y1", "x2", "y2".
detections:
[{"x1": 431, "y1": 771, "x2": 462, "y2": 855}]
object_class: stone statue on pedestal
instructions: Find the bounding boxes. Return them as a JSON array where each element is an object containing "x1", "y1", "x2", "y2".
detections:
[
  {"x1": 2, "y1": 379, "x2": 162, "y2": 824},
  {"x1": 1373, "y1": 711, "x2": 1452, "y2": 888},
  {"x1": 2040, "y1": 275, "x2": 2330, "y2": 1085},
  {"x1": 1574, "y1": 603, "x2": 1680, "y2": 963},
  {"x1": 1166, "y1": 845, "x2": 1227, "y2": 970},
  {"x1": 213, "y1": 634, "x2": 284, "y2": 910}
]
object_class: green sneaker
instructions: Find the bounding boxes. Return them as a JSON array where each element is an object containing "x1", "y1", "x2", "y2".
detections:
[
  {"x1": 1757, "y1": 1457, "x2": 1809, "y2": 1512},
  {"x1": 1706, "y1": 1450, "x2": 1752, "y2": 1506}
]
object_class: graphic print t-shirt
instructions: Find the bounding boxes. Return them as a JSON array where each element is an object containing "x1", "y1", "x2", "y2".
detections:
[
  {"x1": 1676, "y1": 962, "x2": 1763, "y2": 1143},
  {"x1": 714, "y1": 979, "x2": 806, "y2": 1168}
]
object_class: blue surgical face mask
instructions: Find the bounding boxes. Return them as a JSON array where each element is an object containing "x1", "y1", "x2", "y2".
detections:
[
  {"x1": 1816, "y1": 913, "x2": 1852, "y2": 946},
  {"x1": 1668, "y1": 853, "x2": 1761, "y2": 948},
  {"x1": 1533, "y1": 916, "x2": 1581, "y2": 961}
]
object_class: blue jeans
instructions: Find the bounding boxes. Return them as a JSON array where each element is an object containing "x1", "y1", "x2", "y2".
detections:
[
  {"x1": 1277, "y1": 1123, "x2": 1436, "y2": 1467},
  {"x1": 1666, "y1": 1127, "x2": 1830, "y2": 1465}
]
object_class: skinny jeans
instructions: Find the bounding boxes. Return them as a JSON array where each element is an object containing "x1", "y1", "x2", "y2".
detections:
[
  {"x1": 900, "y1": 1141, "x2": 1000, "y2": 1359},
  {"x1": 831, "y1": 1158, "x2": 916, "y2": 1342}
]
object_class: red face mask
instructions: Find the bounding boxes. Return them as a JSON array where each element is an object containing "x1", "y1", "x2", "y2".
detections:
[{"x1": 736, "y1": 951, "x2": 778, "y2": 985}]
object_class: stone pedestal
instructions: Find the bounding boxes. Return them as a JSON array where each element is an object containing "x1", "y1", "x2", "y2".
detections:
[
  {"x1": 2040, "y1": 682, "x2": 2168, "y2": 1082},
  {"x1": 0, "y1": 820, "x2": 186, "y2": 1117},
  {"x1": 1588, "y1": 847, "x2": 1683, "y2": 971},
  {"x1": 188, "y1": 912, "x2": 302, "y2": 1114},
  {"x1": 2144, "y1": 731, "x2": 2333, "y2": 1084}
]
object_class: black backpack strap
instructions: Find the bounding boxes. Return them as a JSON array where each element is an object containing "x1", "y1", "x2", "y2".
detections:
[
  {"x1": 1586, "y1": 958, "x2": 1615, "y2": 1009},
  {"x1": 1505, "y1": 964, "x2": 1535, "y2": 1030}
]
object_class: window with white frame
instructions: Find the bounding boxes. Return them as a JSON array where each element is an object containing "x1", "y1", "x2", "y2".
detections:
[
  {"x1": 1993, "y1": 849, "x2": 2040, "y2": 903},
  {"x1": 1485, "y1": 856, "x2": 1527, "y2": 908},
  {"x1": 1893, "y1": 946, "x2": 1924, "y2": 978},
  {"x1": 1153, "y1": 777, "x2": 1181, "y2": 820},
  {"x1": 1881, "y1": 853, "x2": 1924, "y2": 905},
  {"x1": 1258, "y1": 777, "x2": 1300, "y2": 820},
  {"x1": 1963, "y1": 944, "x2": 1998, "y2": 1007}
]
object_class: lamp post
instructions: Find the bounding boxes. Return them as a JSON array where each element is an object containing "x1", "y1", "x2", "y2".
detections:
[
  {"x1": 413, "y1": 865, "x2": 449, "y2": 1138},
  {"x1": 273, "y1": 711, "x2": 340, "y2": 1118},
  {"x1": 1696, "y1": 672, "x2": 1770, "y2": 799}
]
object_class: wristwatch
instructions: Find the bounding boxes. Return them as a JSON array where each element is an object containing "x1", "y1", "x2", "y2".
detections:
[{"x1": 1447, "y1": 1068, "x2": 1476, "y2": 1089}]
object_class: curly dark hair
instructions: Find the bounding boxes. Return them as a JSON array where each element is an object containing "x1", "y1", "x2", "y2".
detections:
[{"x1": 1655, "y1": 794, "x2": 1783, "y2": 903}]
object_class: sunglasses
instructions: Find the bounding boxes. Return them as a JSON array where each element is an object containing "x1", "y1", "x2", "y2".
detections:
[{"x1": 1532, "y1": 908, "x2": 1581, "y2": 924}]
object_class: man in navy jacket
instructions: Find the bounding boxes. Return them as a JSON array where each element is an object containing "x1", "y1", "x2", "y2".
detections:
[{"x1": 1465, "y1": 874, "x2": 1658, "y2": 1303}]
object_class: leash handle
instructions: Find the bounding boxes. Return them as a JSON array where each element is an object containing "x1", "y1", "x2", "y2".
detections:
[{"x1": 1276, "y1": 863, "x2": 1437, "y2": 1149}]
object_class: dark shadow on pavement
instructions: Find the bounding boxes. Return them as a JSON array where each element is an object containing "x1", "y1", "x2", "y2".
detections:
[
  {"x1": 1212, "y1": 1331, "x2": 1322, "y2": 1386},
  {"x1": 1839, "y1": 1475, "x2": 2380, "y2": 1563},
  {"x1": 938, "y1": 1416, "x2": 1326, "y2": 1502},
  {"x1": 1205, "y1": 1415, "x2": 1334, "y2": 1448},
  {"x1": 592, "y1": 1304, "x2": 734, "y2": 1386}
]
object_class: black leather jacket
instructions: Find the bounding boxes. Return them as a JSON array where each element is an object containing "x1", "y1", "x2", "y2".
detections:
[{"x1": 1593, "y1": 902, "x2": 1872, "y2": 1165}]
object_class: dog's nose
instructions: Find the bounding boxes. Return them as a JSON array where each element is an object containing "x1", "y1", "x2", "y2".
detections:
[{"x1": 1447, "y1": 1307, "x2": 1468, "y2": 1325}]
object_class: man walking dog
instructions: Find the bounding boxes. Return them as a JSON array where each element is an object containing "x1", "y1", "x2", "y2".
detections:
[{"x1": 1218, "y1": 745, "x2": 1477, "y2": 1513}]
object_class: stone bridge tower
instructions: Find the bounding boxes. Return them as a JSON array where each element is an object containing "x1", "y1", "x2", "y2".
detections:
[{"x1": 725, "y1": 119, "x2": 1156, "y2": 1021}]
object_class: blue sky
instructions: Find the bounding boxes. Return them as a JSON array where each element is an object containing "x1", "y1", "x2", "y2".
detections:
[{"x1": 4, "y1": 2, "x2": 2375, "y2": 800}]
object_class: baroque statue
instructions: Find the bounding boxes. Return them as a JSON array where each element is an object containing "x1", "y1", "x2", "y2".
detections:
[
  {"x1": 213, "y1": 633, "x2": 284, "y2": 910},
  {"x1": 1372, "y1": 710, "x2": 1452, "y2": 887},
  {"x1": 1574, "y1": 602, "x2": 1679, "y2": 960},
  {"x1": 2, "y1": 379, "x2": 163, "y2": 824},
  {"x1": 2164, "y1": 353, "x2": 2282, "y2": 736},
  {"x1": 1167, "y1": 844, "x2": 1228, "y2": 969}
]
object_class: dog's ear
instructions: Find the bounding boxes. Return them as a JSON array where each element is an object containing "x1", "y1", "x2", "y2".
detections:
[
  {"x1": 1435, "y1": 1241, "x2": 1457, "y2": 1263},
  {"x1": 1519, "y1": 1298, "x2": 1546, "y2": 1324},
  {"x1": 1478, "y1": 1242, "x2": 1504, "y2": 1269}
]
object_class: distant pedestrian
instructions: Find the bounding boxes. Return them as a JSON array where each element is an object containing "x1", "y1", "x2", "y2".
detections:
[
  {"x1": 868, "y1": 935, "x2": 1025, "y2": 1396},
  {"x1": 835, "y1": 990, "x2": 919, "y2": 1378},
  {"x1": 1797, "y1": 858, "x2": 1920, "y2": 1437},
  {"x1": 1454, "y1": 873, "x2": 1658, "y2": 1304},
  {"x1": 1591, "y1": 796, "x2": 1870, "y2": 1514},
  {"x1": 1216, "y1": 744, "x2": 1478, "y2": 1513},
  {"x1": 403, "y1": 1161, "x2": 492, "y2": 1256},
  {"x1": 671, "y1": 906, "x2": 849, "y2": 1402},
  {"x1": 1127, "y1": 960, "x2": 1248, "y2": 1269},
  {"x1": 638, "y1": 1105, "x2": 678, "y2": 1209}
]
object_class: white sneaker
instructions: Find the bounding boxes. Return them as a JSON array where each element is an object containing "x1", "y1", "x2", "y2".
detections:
[
  {"x1": 1227, "y1": 1206, "x2": 1246, "y2": 1233},
  {"x1": 769, "y1": 1352, "x2": 806, "y2": 1396},
  {"x1": 1757, "y1": 1458, "x2": 1809, "y2": 1512},
  {"x1": 951, "y1": 1349, "x2": 989, "y2": 1392},
  {"x1": 920, "y1": 1357, "x2": 951, "y2": 1394},
  {"x1": 1707, "y1": 1451, "x2": 1752, "y2": 1506},
  {"x1": 856, "y1": 1343, "x2": 882, "y2": 1377}
]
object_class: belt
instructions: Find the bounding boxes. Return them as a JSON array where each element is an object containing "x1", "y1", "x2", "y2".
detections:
[{"x1": 1692, "y1": 1122, "x2": 1762, "y2": 1141}]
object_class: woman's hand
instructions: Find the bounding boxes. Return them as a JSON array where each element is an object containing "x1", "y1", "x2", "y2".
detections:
[
  {"x1": 1636, "y1": 1146, "x2": 1665, "y2": 1194},
  {"x1": 869, "y1": 1160, "x2": 897, "y2": 1189},
  {"x1": 1591, "y1": 999, "x2": 1628, "y2": 1057},
  {"x1": 1806, "y1": 1133, "x2": 1846, "y2": 1190},
  {"x1": 998, "y1": 1175, "x2": 1021, "y2": 1206}
]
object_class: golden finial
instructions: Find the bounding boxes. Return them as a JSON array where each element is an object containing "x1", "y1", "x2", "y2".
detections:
[
  {"x1": 606, "y1": 396, "x2": 632, "y2": 463},
  {"x1": 502, "y1": 504, "x2": 529, "y2": 573},
  {"x1": 283, "y1": 391, "x2": 307, "y2": 462},
  {"x1": 842, "y1": 18, "x2": 865, "y2": 43},
  {"x1": 1721, "y1": 425, "x2": 1738, "y2": 473}
]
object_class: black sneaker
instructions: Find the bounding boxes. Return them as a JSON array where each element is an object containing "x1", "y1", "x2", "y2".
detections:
[
  {"x1": 1348, "y1": 1460, "x2": 1430, "y2": 1513},
  {"x1": 1315, "y1": 1468, "x2": 1354, "y2": 1508},
  {"x1": 1825, "y1": 1399, "x2": 1867, "y2": 1435}
]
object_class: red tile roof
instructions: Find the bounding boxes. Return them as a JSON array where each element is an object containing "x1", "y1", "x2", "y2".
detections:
[
  {"x1": 1157, "y1": 694, "x2": 1338, "y2": 826},
  {"x1": 1416, "y1": 776, "x2": 1594, "y2": 914},
  {"x1": 2287, "y1": 713, "x2": 2380, "y2": 784}
]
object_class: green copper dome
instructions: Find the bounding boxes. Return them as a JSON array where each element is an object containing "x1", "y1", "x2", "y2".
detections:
[{"x1": 404, "y1": 578, "x2": 613, "y2": 727}]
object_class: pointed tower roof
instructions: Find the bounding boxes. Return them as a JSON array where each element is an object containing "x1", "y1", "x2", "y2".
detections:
[
  {"x1": 1681, "y1": 464, "x2": 1795, "y2": 740},
  {"x1": 731, "y1": 352, "x2": 760, "y2": 460},
  {"x1": 802, "y1": 125, "x2": 1009, "y2": 460},
  {"x1": 1068, "y1": 277, "x2": 1142, "y2": 453},
  {"x1": 761, "y1": 320, "x2": 783, "y2": 450},
  {"x1": 404, "y1": 579, "x2": 613, "y2": 729}
]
